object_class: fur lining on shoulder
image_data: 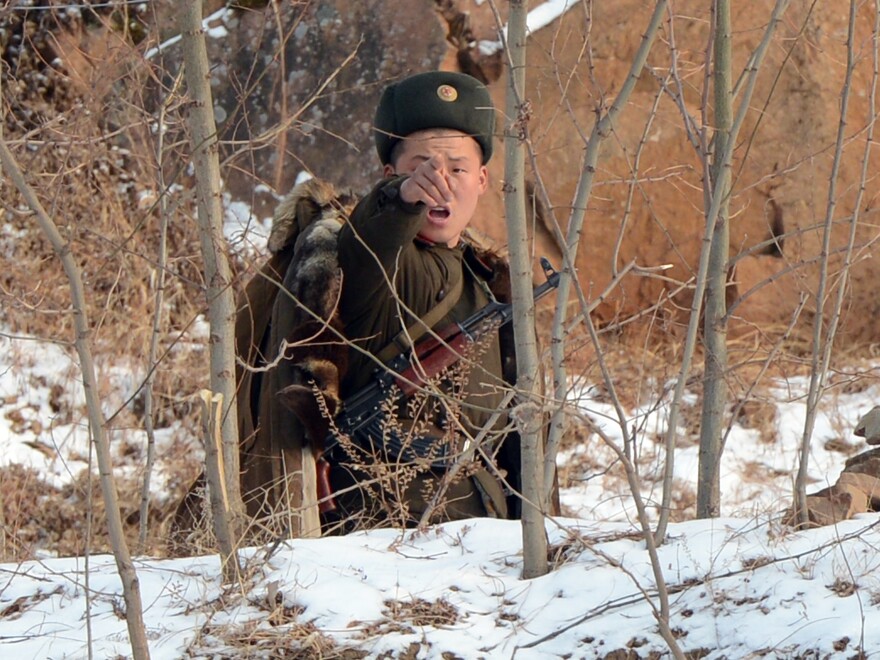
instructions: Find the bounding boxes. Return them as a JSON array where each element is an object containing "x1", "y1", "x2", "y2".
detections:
[
  {"x1": 269, "y1": 177, "x2": 356, "y2": 255},
  {"x1": 269, "y1": 178, "x2": 357, "y2": 448}
]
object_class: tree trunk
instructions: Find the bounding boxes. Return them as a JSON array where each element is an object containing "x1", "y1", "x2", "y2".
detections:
[
  {"x1": 179, "y1": 0, "x2": 244, "y2": 581},
  {"x1": 795, "y1": 0, "x2": 863, "y2": 525},
  {"x1": 655, "y1": 0, "x2": 790, "y2": 539},
  {"x1": 697, "y1": 0, "x2": 732, "y2": 519},
  {"x1": 504, "y1": 0, "x2": 549, "y2": 580},
  {"x1": 0, "y1": 136, "x2": 151, "y2": 660},
  {"x1": 138, "y1": 82, "x2": 177, "y2": 552}
]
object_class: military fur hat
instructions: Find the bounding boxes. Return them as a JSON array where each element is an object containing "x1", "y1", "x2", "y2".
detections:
[{"x1": 374, "y1": 71, "x2": 495, "y2": 165}]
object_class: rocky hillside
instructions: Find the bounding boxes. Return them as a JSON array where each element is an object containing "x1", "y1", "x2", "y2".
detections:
[
  {"x1": 4, "y1": 0, "x2": 879, "y2": 346},
  {"x1": 215, "y1": 0, "x2": 880, "y2": 345}
]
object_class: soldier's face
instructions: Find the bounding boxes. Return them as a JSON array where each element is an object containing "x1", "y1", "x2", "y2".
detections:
[{"x1": 385, "y1": 128, "x2": 488, "y2": 247}]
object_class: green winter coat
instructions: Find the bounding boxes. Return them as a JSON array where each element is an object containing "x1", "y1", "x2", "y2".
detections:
[
  {"x1": 332, "y1": 176, "x2": 523, "y2": 525},
  {"x1": 170, "y1": 177, "x2": 553, "y2": 551}
]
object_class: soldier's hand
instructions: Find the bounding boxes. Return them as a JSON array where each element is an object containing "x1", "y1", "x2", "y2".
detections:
[{"x1": 399, "y1": 155, "x2": 453, "y2": 208}]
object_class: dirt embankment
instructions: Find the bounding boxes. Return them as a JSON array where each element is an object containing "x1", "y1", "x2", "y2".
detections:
[
  {"x1": 462, "y1": 0, "x2": 880, "y2": 347},
  {"x1": 9, "y1": 1, "x2": 879, "y2": 348}
]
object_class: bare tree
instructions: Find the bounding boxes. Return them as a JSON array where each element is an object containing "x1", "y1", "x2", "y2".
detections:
[
  {"x1": 697, "y1": 0, "x2": 732, "y2": 519},
  {"x1": 656, "y1": 0, "x2": 791, "y2": 538},
  {"x1": 0, "y1": 81, "x2": 152, "y2": 660},
  {"x1": 138, "y1": 73, "x2": 181, "y2": 552},
  {"x1": 502, "y1": 0, "x2": 549, "y2": 580},
  {"x1": 179, "y1": 0, "x2": 244, "y2": 581},
  {"x1": 794, "y1": 0, "x2": 877, "y2": 525}
]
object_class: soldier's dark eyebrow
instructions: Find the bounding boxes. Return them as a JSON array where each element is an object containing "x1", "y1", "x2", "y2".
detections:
[
  {"x1": 407, "y1": 153, "x2": 473, "y2": 166},
  {"x1": 418, "y1": 154, "x2": 470, "y2": 163}
]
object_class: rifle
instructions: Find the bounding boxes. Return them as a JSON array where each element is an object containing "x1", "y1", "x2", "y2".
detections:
[{"x1": 316, "y1": 258, "x2": 560, "y2": 514}]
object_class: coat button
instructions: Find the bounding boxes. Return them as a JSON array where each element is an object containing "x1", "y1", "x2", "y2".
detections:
[{"x1": 436, "y1": 288, "x2": 446, "y2": 301}]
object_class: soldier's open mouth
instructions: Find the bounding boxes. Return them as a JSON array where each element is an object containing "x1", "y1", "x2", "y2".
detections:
[{"x1": 428, "y1": 207, "x2": 450, "y2": 222}]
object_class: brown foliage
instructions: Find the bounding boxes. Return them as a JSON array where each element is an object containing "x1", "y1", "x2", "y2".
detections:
[{"x1": 3, "y1": 0, "x2": 880, "y2": 566}]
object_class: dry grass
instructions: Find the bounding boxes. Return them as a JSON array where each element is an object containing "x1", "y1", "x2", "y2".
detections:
[
  {"x1": 0, "y1": 464, "x2": 155, "y2": 560},
  {"x1": 0, "y1": 9, "x2": 243, "y2": 563},
  {"x1": 3, "y1": 2, "x2": 880, "y2": 572},
  {"x1": 4, "y1": 8, "x2": 880, "y2": 660},
  {"x1": 192, "y1": 618, "x2": 345, "y2": 659},
  {"x1": 379, "y1": 597, "x2": 460, "y2": 632}
]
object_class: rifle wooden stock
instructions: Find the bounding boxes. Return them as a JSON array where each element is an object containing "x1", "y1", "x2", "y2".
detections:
[
  {"x1": 394, "y1": 318, "x2": 501, "y2": 396},
  {"x1": 316, "y1": 456, "x2": 336, "y2": 514}
]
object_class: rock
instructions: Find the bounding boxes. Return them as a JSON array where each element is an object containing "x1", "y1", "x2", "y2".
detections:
[
  {"x1": 197, "y1": 1, "x2": 450, "y2": 197},
  {"x1": 33, "y1": 1, "x2": 880, "y2": 346},
  {"x1": 855, "y1": 406, "x2": 880, "y2": 444},
  {"x1": 797, "y1": 471, "x2": 880, "y2": 527},
  {"x1": 843, "y1": 448, "x2": 880, "y2": 473},
  {"x1": 802, "y1": 487, "x2": 855, "y2": 527},
  {"x1": 788, "y1": 447, "x2": 880, "y2": 528}
]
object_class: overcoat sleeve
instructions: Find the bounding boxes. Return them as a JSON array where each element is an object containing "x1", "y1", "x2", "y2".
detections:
[
  {"x1": 335, "y1": 176, "x2": 464, "y2": 393},
  {"x1": 336, "y1": 176, "x2": 424, "y2": 299}
]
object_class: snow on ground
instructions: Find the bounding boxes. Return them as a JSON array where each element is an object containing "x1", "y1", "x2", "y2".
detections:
[
  {"x1": 3, "y1": 325, "x2": 880, "y2": 657},
  {"x1": 3, "y1": 515, "x2": 880, "y2": 658},
  {"x1": 0, "y1": 327, "x2": 200, "y2": 495},
  {"x1": 4, "y1": 193, "x2": 880, "y2": 657},
  {"x1": 560, "y1": 374, "x2": 880, "y2": 524}
]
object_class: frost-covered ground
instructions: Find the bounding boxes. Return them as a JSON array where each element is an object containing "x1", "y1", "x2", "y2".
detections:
[
  {"x1": 559, "y1": 375, "x2": 879, "y2": 524},
  {"x1": 5, "y1": 127, "x2": 880, "y2": 659},
  {"x1": 3, "y1": 512, "x2": 880, "y2": 658},
  {"x1": 4, "y1": 171, "x2": 880, "y2": 657},
  {"x1": 3, "y1": 315, "x2": 880, "y2": 657}
]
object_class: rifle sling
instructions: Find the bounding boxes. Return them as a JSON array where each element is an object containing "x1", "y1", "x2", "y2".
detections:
[{"x1": 375, "y1": 273, "x2": 464, "y2": 365}]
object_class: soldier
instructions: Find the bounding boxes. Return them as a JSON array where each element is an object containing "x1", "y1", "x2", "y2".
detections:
[
  {"x1": 328, "y1": 70, "x2": 531, "y2": 529},
  {"x1": 171, "y1": 71, "x2": 557, "y2": 549}
]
